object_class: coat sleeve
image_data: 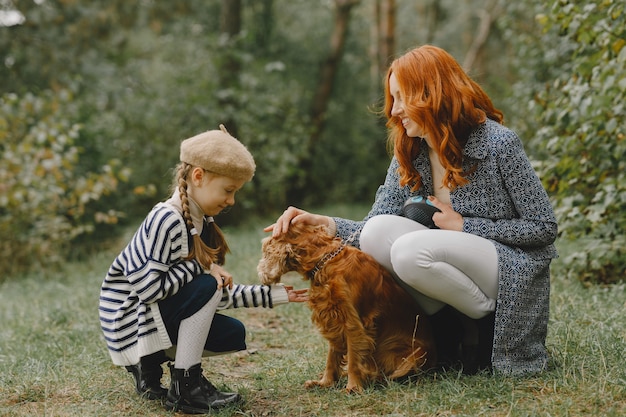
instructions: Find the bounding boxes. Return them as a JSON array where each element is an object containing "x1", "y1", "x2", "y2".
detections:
[{"x1": 462, "y1": 131, "x2": 558, "y2": 249}]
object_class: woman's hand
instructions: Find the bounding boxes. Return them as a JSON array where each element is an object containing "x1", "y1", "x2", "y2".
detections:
[
  {"x1": 284, "y1": 286, "x2": 309, "y2": 303},
  {"x1": 264, "y1": 206, "x2": 331, "y2": 237},
  {"x1": 209, "y1": 263, "x2": 233, "y2": 289},
  {"x1": 429, "y1": 196, "x2": 464, "y2": 231}
]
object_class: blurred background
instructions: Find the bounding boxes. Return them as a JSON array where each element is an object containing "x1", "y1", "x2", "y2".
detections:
[{"x1": 1, "y1": 0, "x2": 624, "y2": 284}]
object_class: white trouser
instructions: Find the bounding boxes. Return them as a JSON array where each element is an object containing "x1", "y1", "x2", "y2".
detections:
[{"x1": 359, "y1": 215, "x2": 498, "y2": 319}]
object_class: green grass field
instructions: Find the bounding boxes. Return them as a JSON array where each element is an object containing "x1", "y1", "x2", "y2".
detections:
[{"x1": 1, "y1": 204, "x2": 624, "y2": 416}]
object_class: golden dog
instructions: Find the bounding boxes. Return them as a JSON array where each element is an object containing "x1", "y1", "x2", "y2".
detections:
[{"x1": 257, "y1": 223, "x2": 436, "y2": 392}]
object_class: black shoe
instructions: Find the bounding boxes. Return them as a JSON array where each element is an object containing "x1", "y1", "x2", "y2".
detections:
[
  {"x1": 125, "y1": 351, "x2": 168, "y2": 400},
  {"x1": 165, "y1": 363, "x2": 241, "y2": 414},
  {"x1": 200, "y1": 374, "x2": 240, "y2": 404}
]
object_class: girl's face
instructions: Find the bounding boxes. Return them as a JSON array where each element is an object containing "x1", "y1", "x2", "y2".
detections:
[
  {"x1": 389, "y1": 72, "x2": 425, "y2": 139},
  {"x1": 188, "y1": 168, "x2": 246, "y2": 216}
]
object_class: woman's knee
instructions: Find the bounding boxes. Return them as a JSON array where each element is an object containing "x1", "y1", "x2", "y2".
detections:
[
  {"x1": 390, "y1": 234, "x2": 431, "y2": 276},
  {"x1": 361, "y1": 214, "x2": 421, "y2": 256},
  {"x1": 360, "y1": 215, "x2": 392, "y2": 251},
  {"x1": 360, "y1": 215, "x2": 401, "y2": 267}
]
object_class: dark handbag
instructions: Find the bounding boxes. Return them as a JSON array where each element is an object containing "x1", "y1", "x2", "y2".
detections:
[{"x1": 402, "y1": 196, "x2": 441, "y2": 229}]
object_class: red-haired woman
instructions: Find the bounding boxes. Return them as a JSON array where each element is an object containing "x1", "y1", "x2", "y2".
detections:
[{"x1": 268, "y1": 45, "x2": 557, "y2": 376}]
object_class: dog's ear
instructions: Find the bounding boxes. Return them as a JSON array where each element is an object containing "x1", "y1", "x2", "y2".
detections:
[
  {"x1": 285, "y1": 243, "x2": 294, "y2": 257},
  {"x1": 284, "y1": 243, "x2": 300, "y2": 268}
]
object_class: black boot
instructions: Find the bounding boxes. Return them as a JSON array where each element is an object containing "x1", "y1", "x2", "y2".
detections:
[
  {"x1": 460, "y1": 312, "x2": 495, "y2": 375},
  {"x1": 429, "y1": 305, "x2": 465, "y2": 370},
  {"x1": 165, "y1": 363, "x2": 241, "y2": 414},
  {"x1": 125, "y1": 350, "x2": 169, "y2": 400},
  {"x1": 475, "y1": 311, "x2": 495, "y2": 371}
]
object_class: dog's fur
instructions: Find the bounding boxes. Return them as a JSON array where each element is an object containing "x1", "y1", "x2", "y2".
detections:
[{"x1": 257, "y1": 223, "x2": 436, "y2": 392}]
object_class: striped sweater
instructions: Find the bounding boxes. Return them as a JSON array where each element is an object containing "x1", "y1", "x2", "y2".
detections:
[{"x1": 98, "y1": 201, "x2": 288, "y2": 366}]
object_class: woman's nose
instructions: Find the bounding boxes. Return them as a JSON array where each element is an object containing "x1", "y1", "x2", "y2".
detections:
[{"x1": 391, "y1": 102, "x2": 402, "y2": 117}]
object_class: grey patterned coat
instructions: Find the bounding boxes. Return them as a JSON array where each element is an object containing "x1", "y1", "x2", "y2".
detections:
[{"x1": 333, "y1": 118, "x2": 558, "y2": 376}]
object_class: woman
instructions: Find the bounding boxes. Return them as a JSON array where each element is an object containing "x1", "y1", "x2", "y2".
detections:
[{"x1": 268, "y1": 45, "x2": 558, "y2": 376}]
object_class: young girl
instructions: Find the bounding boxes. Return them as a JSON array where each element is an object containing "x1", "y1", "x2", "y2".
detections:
[{"x1": 99, "y1": 125, "x2": 307, "y2": 414}]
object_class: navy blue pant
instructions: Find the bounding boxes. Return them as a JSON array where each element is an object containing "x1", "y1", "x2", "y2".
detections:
[{"x1": 158, "y1": 274, "x2": 246, "y2": 353}]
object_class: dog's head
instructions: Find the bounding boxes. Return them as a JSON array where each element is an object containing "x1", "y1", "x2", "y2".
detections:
[
  {"x1": 257, "y1": 223, "x2": 334, "y2": 285},
  {"x1": 257, "y1": 233, "x2": 297, "y2": 285}
]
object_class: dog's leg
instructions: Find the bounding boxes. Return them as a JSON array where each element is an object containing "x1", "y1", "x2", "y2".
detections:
[
  {"x1": 304, "y1": 342, "x2": 343, "y2": 389},
  {"x1": 344, "y1": 320, "x2": 376, "y2": 393},
  {"x1": 307, "y1": 296, "x2": 375, "y2": 392},
  {"x1": 312, "y1": 288, "x2": 377, "y2": 392}
]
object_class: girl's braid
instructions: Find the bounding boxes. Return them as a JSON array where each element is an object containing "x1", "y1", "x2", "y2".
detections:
[
  {"x1": 178, "y1": 163, "x2": 195, "y2": 232},
  {"x1": 176, "y1": 163, "x2": 229, "y2": 270}
]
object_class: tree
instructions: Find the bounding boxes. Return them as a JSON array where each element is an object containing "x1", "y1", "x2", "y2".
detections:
[
  {"x1": 367, "y1": 0, "x2": 396, "y2": 102},
  {"x1": 462, "y1": 0, "x2": 502, "y2": 71},
  {"x1": 217, "y1": 0, "x2": 243, "y2": 137},
  {"x1": 286, "y1": 0, "x2": 362, "y2": 203}
]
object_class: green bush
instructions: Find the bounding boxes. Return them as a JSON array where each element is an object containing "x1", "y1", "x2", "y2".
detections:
[
  {"x1": 533, "y1": 0, "x2": 626, "y2": 284},
  {"x1": 0, "y1": 90, "x2": 129, "y2": 278}
]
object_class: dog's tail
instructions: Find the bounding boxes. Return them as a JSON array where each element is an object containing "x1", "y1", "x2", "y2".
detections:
[
  {"x1": 387, "y1": 345, "x2": 430, "y2": 379},
  {"x1": 379, "y1": 314, "x2": 435, "y2": 379}
]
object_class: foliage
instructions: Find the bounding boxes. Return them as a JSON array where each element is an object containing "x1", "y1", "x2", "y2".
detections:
[
  {"x1": 2, "y1": 0, "x2": 389, "y2": 224},
  {"x1": 496, "y1": 0, "x2": 625, "y2": 284},
  {"x1": 532, "y1": 0, "x2": 626, "y2": 284},
  {"x1": 1, "y1": 211, "x2": 624, "y2": 416},
  {"x1": 1, "y1": 0, "x2": 623, "y2": 283},
  {"x1": 0, "y1": 90, "x2": 129, "y2": 277}
]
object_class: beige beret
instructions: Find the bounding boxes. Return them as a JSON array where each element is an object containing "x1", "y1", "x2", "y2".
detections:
[{"x1": 179, "y1": 125, "x2": 255, "y2": 181}]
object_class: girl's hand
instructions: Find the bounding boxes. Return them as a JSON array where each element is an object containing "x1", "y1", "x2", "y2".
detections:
[
  {"x1": 209, "y1": 264, "x2": 233, "y2": 289},
  {"x1": 429, "y1": 196, "x2": 464, "y2": 231},
  {"x1": 264, "y1": 206, "x2": 331, "y2": 237},
  {"x1": 284, "y1": 286, "x2": 309, "y2": 303}
]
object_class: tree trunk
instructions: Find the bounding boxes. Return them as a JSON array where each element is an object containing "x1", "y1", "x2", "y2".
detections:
[
  {"x1": 418, "y1": 0, "x2": 442, "y2": 45},
  {"x1": 309, "y1": 0, "x2": 360, "y2": 143},
  {"x1": 369, "y1": 1, "x2": 381, "y2": 99},
  {"x1": 287, "y1": 0, "x2": 361, "y2": 202},
  {"x1": 378, "y1": 0, "x2": 396, "y2": 74},
  {"x1": 250, "y1": 0, "x2": 274, "y2": 53},
  {"x1": 218, "y1": 0, "x2": 242, "y2": 137},
  {"x1": 370, "y1": 0, "x2": 396, "y2": 96},
  {"x1": 462, "y1": 0, "x2": 501, "y2": 72}
]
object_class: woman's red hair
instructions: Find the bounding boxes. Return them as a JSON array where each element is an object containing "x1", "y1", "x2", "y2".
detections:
[{"x1": 383, "y1": 45, "x2": 503, "y2": 191}]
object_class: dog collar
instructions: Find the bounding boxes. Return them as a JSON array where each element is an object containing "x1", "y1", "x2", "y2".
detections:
[
  {"x1": 307, "y1": 231, "x2": 358, "y2": 279},
  {"x1": 308, "y1": 241, "x2": 347, "y2": 279}
]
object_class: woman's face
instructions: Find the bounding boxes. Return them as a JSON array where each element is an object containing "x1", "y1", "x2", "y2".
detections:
[
  {"x1": 389, "y1": 72, "x2": 425, "y2": 138},
  {"x1": 188, "y1": 168, "x2": 246, "y2": 216}
]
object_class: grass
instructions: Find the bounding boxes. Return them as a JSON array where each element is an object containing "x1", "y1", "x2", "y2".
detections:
[{"x1": 0, "y1": 203, "x2": 624, "y2": 416}]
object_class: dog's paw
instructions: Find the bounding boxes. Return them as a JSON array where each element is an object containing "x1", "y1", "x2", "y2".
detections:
[
  {"x1": 346, "y1": 386, "x2": 363, "y2": 394},
  {"x1": 345, "y1": 383, "x2": 364, "y2": 394},
  {"x1": 304, "y1": 378, "x2": 334, "y2": 389}
]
